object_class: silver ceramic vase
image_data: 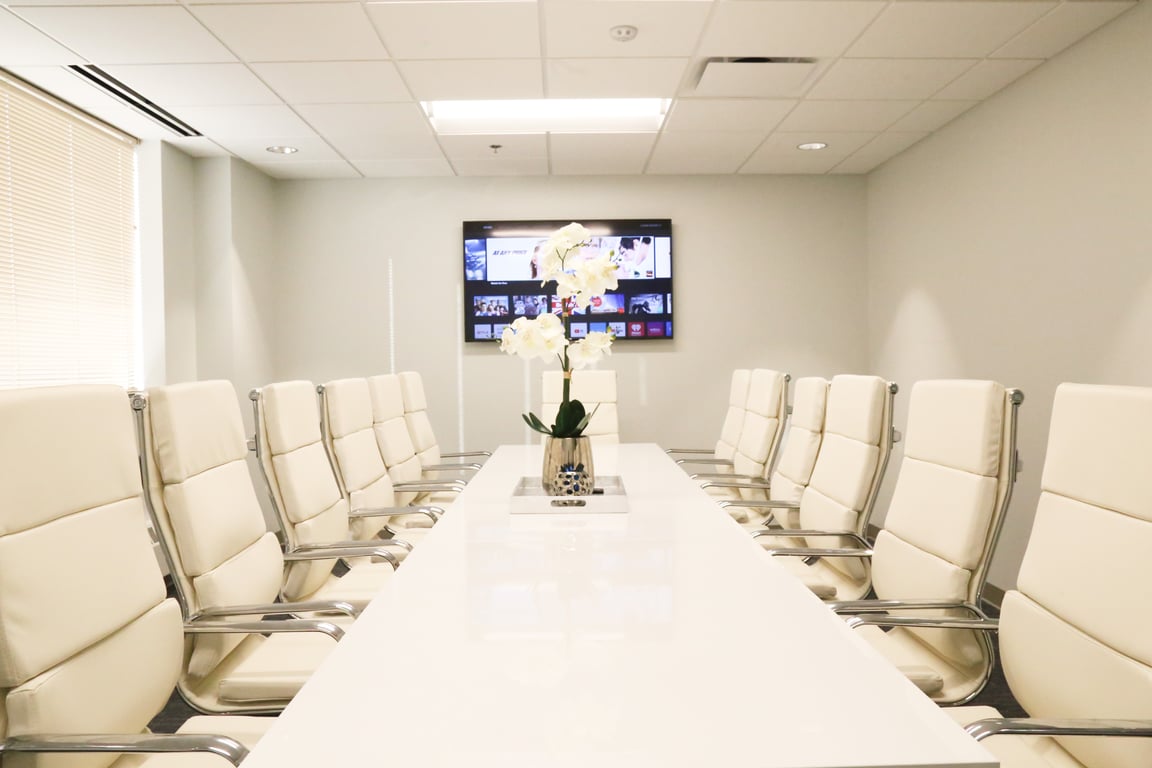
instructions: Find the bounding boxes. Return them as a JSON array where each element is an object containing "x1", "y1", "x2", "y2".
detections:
[{"x1": 542, "y1": 436, "x2": 595, "y2": 496}]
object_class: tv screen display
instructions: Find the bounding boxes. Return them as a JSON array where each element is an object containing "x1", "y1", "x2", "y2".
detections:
[{"x1": 463, "y1": 219, "x2": 673, "y2": 343}]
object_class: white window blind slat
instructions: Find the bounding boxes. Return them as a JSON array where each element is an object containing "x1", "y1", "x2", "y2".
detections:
[{"x1": 0, "y1": 70, "x2": 138, "y2": 390}]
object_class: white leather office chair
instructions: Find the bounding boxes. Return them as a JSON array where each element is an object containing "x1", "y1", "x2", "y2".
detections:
[
  {"x1": 540, "y1": 369, "x2": 620, "y2": 444},
  {"x1": 367, "y1": 373, "x2": 471, "y2": 506},
  {"x1": 0, "y1": 384, "x2": 276, "y2": 763},
  {"x1": 319, "y1": 377, "x2": 444, "y2": 547},
  {"x1": 753, "y1": 374, "x2": 897, "y2": 600},
  {"x1": 250, "y1": 380, "x2": 421, "y2": 567},
  {"x1": 848, "y1": 383, "x2": 1152, "y2": 766},
  {"x1": 136, "y1": 380, "x2": 387, "y2": 713},
  {"x1": 690, "y1": 368, "x2": 789, "y2": 499},
  {"x1": 715, "y1": 376, "x2": 830, "y2": 530},
  {"x1": 782, "y1": 380, "x2": 1023, "y2": 704},
  {"x1": 397, "y1": 370, "x2": 491, "y2": 468},
  {"x1": 666, "y1": 368, "x2": 751, "y2": 469}
]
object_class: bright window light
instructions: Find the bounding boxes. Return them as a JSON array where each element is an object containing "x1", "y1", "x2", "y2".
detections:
[{"x1": 423, "y1": 99, "x2": 669, "y2": 134}]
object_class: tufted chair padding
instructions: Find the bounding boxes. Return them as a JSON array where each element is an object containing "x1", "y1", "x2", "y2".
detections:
[
  {"x1": 368, "y1": 374, "x2": 427, "y2": 505},
  {"x1": 714, "y1": 369, "x2": 751, "y2": 464}
]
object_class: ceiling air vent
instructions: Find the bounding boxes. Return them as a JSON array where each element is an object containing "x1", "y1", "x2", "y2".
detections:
[
  {"x1": 694, "y1": 57, "x2": 820, "y2": 98},
  {"x1": 68, "y1": 65, "x2": 202, "y2": 138}
]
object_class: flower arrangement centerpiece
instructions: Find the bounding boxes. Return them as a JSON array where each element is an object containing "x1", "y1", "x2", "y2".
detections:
[{"x1": 499, "y1": 222, "x2": 618, "y2": 494}]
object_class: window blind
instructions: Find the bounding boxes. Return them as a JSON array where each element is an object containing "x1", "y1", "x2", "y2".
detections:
[{"x1": 0, "y1": 70, "x2": 139, "y2": 389}]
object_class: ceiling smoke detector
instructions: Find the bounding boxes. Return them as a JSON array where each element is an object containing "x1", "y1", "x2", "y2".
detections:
[{"x1": 609, "y1": 25, "x2": 638, "y2": 43}]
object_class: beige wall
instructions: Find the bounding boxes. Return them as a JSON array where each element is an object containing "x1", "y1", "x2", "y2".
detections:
[
  {"x1": 865, "y1": 0, "x2": 1152, "y2": 588},
  {"x1": 271, "y1": 174, "x2": 869, "y2": 450}
]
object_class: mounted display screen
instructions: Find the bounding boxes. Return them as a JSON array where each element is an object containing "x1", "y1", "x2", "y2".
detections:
[{"x1": 463, "y1": 219, "x2": 673, "y2": 343}]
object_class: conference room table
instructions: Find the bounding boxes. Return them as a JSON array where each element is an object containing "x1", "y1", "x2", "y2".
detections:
[{"x1": 241, "y1": 443, "x2": 996, "y2": 768}]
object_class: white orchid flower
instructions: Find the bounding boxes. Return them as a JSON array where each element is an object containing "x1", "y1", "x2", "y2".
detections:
[
  {"x1": 567, "y1": 331, "x2": 615, "y2": 369},
  {"x1": 500, "y1": 314, "x2": 568, "y2": 360}
]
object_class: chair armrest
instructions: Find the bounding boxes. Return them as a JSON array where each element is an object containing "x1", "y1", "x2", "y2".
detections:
[
  {"x1": 752, "y1": 528, "x2": 862, "y2": 542},
  {"x1": 665, "y1": 448, "x2": 715, "y2": 456},
  {"x1": 423, "y1": 462, "x2": 482, "y2": 472},
  {"x1": 695, "y1": 476, "x2": 769, "y2": 490},
  {"x1": 192, "y1": 599, "x2": 359, "y2": 620},
  {"x1": 763, "y1": 546, "x2": 875, "y2": 559},
  {"x1": 692, "y1": 471, "x2": 759, "y2": 481},
  {"x1": 442, "y1": 450, "x2": 491, "y2": 458},
  {"x1": 841, "y1": 615, "x2": 999, "y2": 632},
  {"x1": 350, "y1": 506, "x2": 440, "y2": 524},
  {"x1": 827, "y1": 599, "x2": 986, "y2": 615},
  {"x1": 393, "y1": 480, "x2": 466, "y2": 493},
  {"x1": 0, "y1": 733, "x2": 248, "y2": 765},
  {"x1": 284, "y1": 545, "x2": 400, "y2": 570},
  {"x1": 965, "y1": 718, "x2": 1152, "y2": 741},
  {"x1": 675, "y1": 458, "x2": 732, "y2": 467},
  {"x1": 720, "y1": 499, "x2": 800, "y2": 510},
  {"x1": 184, "y1": 617, "x2": 345, "y2": 642}
]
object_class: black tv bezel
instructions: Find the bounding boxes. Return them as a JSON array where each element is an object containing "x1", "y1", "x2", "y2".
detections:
[{"x1": 462, "y1": 218, "x2": 674, "y2": 344}]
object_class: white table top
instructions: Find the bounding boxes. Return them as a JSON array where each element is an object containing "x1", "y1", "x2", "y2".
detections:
[{"x1": 241, "y1": 444, "x2": 996, "y2": 768}]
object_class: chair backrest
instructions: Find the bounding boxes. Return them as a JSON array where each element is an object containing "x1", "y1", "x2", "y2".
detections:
[
  {"x1": 0, "y1": 385, "x2": 183, "y2": 768},
  {"x1": 367, "y1": 373, "x2": 424, "y2": 504},
  {"x1": 138, "y1": 380, "x2": 287, "y2": 682},
  {"x1": 798, "y1": 374, "x2": 896, "y2": 578},
  {"x1": 540, "y1": 369, "x2": 619, "y2": 444},
  {"x1": 319, "y1": 377, "x2": 400, "y2": 539},
  {"x1": 730, "y1": 368, "x2": 789, "y2": 496},
  {"x1": 397, "y1": 371, "x2": 442, "y2": 466},
  {"x1": 999, "y1": 383, "x2": 1152, "y2": 768},
  {"x1": 251, "y1": 381, "x2": 358, "y2": 600},
  {"x1": 869, "y1": 380, "x2": 1022, "y2": 696},
  {"x1": 768, "y1": 376, "x2": 830, "y2": 528},
  {"x1": 714, "y1": 368, "x2": 751, "y2": 462}
]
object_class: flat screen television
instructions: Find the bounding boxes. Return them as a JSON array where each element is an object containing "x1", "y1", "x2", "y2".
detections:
[{"x1": 463, "y1": 219, "x2": 673, "y2": 343}]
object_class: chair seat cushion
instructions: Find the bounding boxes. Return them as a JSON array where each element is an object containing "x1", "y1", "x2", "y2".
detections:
[
  {"x1": 769, "y1": 554, "x2": 869, "y2": 601},
  {"x1": 945, "y1": 706, "x2": 1087, "y2": 768},
  {"x1": 856, "y1": 622, "x2": 989, "y2": 703},
  {"x1": 216, "y1": 632, "x2": 337, "y2": 703}
]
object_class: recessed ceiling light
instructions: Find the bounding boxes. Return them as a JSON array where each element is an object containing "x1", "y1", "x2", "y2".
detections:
[
  {"x1": 797, "y1": 142, "x2": 828, "y2": 151},
  {"x1": 266, "y1": 145, "x2": 298, "y2": 154},
  {"x1": 422, "y1": 99, "x2": 668, "y2": 135}
]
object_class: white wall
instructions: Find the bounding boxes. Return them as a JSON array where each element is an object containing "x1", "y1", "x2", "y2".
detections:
[
  {"x1": 865, "y1": 0, "x2": 1152, "y2": 588},
  {"x1": 271, "y1": 174, "x2": 870, "y2": 451}
]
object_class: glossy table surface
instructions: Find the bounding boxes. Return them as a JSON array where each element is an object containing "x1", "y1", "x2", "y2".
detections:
[{"x1": 242, "y1": 444, "x2": 996, "y2": 768}]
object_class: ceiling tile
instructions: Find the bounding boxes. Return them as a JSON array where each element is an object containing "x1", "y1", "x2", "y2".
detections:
[
  {"x1": 367, "y1": 2, "x2": 539, "y2": 60},
  {"x1": 452, "y1": 155, "x2": 549, "y2": 176},
  {"x1": 543, "y1": 1, "x2": 711, "y2": 59},
  {"x1": 887, "y1": 100, "x2": 978, "y2": 132},
  {"x1": 646, "y1": 130, "x2": 764, "y2": 174},
  {"x1": 190, "y1": 3, "x2": 387, "y2": 62},
  {"x1": 932, "y1": 58, "x2": 1042, "y2": 100},
  {"x1": 0, "y1": 8, "x2": 83, "y2": 65},
  {"x1": 739, "y1": 151, "x2": 843, "y2": 175},
  {"x1": 549, "y1": 133, "x2": 657, "y2": 175},
  {"x1": 829, "y1": 132, "x2": 930, "y2": 174},
  {"x1": 104, "y1": 63, "x2": 281, "y2": 107},
  {"x1": 250, "y1": 160, "x2": 362, "y2": 179},
  {"x1": 325, "y1": 132, "x2": 445, "y2": 161},
  {"x1": 439, "y1": 133, "x2": 548, "y2": 159},
  {"x1": 251, "y1": 61, "x2": 409, "y2": 104},
  {"x1": 163, "y1": 136, "x2": 230, "y2": 158},
  {"x1": 663, "y1": 98, "x2": 794, "y2": 132},
  {"x1": 807, "y1": 58, "x2": 976, "y2": 100},
  {"x1": 691, "y1": 59, "x2": 829, "y2": 98},
  {"x1": 698, "y1": 1, "x2": 886, "y2": 58},
  {"x1": 174, "y1": 104, "x2": 319, "y2": 138},
  {"x1": 295, "y1": 103, "x2": 432, "y2": 136},
  {"x1": 845, "y1": 1, "x2": 1055, "y2": 58},
  {"x1": 12, "y1": 6, "x2": 235, "y2": 64},
  {"x1": 777, "y1": 100, "x2": 919, "y2": 132},
  {"x1": 757, "y1": 131, "x2": 876, "y2": 158},
  {"x1": 354, "y1": 158, "x2": 455, "y2": 178},
  {"x1": 546, "y1": 58, "x2": 687, "y2": 97},
  {"x1": 399, "y1": 60, "x2": 543, "y2": 100},
  {"x1": 992, "y1": 1, "x2": 1136, "y2": 59},
  {"x1": 215, "y1": 134, "x2": 342, "y2": 163}
]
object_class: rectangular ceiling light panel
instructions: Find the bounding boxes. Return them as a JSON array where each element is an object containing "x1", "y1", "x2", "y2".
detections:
[{"x1": 423, "y1": 98, "x2": 668, "y2": 134}]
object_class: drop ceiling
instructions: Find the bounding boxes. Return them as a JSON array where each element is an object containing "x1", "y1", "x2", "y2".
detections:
[{"x1": 0, "y1": 0, "x2": 1137, "y2": 179}]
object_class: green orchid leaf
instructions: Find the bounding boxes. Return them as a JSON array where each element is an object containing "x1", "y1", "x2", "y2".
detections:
[
  {"x1": 573, "y1": 402, "x2": 600, "y2": 435},
  {"x1": 522, "y1": 412, "x2": 553, "y2": 436},
  {"x1": 552, "y1": 398, "x2": 586, "y2": 438}
]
